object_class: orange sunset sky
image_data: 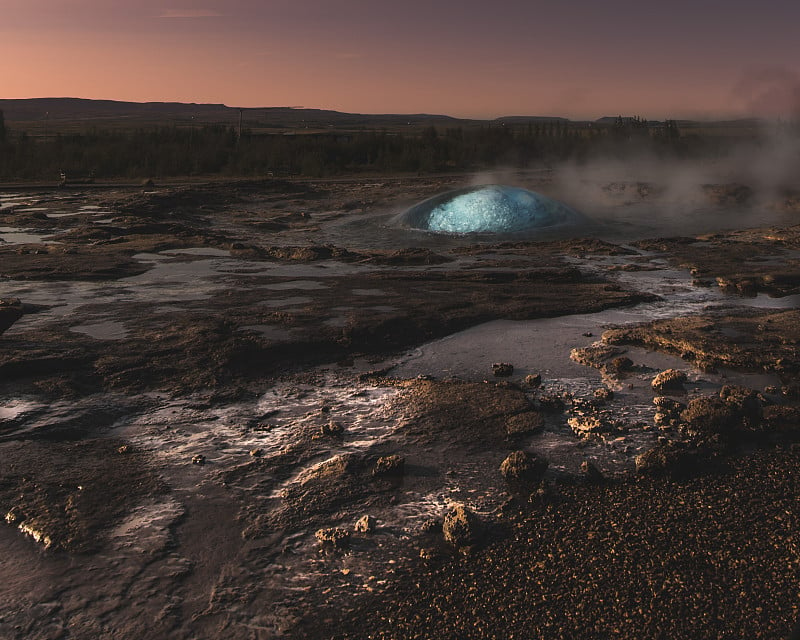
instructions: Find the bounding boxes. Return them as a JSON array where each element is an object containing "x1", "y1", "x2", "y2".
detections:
[{"x1": 3, "y1": 0, "x2": 800, "y2": 119}]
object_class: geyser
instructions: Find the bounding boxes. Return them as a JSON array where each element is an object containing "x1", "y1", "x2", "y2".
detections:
[{"x1": 402, "y1": 185, "x2": 581, "y2": 234}]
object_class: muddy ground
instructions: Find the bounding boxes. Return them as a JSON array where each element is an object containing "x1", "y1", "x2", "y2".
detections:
[{"x1": 1, "y1": 173, "x2": 800, "y2": 639}]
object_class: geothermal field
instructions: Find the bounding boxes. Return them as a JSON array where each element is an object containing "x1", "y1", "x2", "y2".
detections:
[{"x1": 2, "y1": 165, "x2": 800, "y2": 638}]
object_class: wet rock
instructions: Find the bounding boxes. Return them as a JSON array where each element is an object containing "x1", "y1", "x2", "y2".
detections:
[
  {"x1": 249, "y1": 448, "x2": 264, "y2": 458},
  {"x1": 736, "y1": 279, "x2": 758, "y2": 297},
  {"x1": 680, "y1": 387, "x2": 764, "y2": 438},
  {"x1": 593, "y1": 387, "x2": 614, "y2": 403},
  {"x1": 0, "y1": 439, "x2": 167, "y2": 552},
  {"x1": 492, "y1": 362, "x2": 514, "y2": 377},
  {"x1": 500, "y1": 450, "x2": 549, "y2": 486},
  {"x1": 581, "y1": 460, "x2": 605, "y2": 484},
  {"x1": 315, "y1": 527, "x2": 351, "y2": 549},
  {"x1": 568, "y1": 414, "x2": 618, "y2": 439},
  {"x1": 610, "y1": 356, "x2": 635, "y2": 373},
  {"x1": 763, "y1": 405, "x2": 800, "y2": 434},
  {"x1": 0, "y1": 298, "x2": 23, "y2": 335},
  {"x1": 536, "y1": 393, "x2": 566, "y2": 412},
  {"x1": 719, "y1": 385, "x2": 764, "y2": 427},
  {"x1": 321, "y1": 420, "x2": 345, "y2": 436},
  {"x1": 524, "y1": 373, "x2": 542, "y2": 388},
  {"x1": 635, "y1": 442, "x2": 700, "y2": 477},
  {"x1": 442, "y1": 504, "x2": 483, "y2": 549},
  {"x1": 651, "y1": 369, "x2": 687, "y2": 393},
  {"x1": 653, "y1": 396, "x2": 686, "y2": 429},
  {"x1": 373, "y1": 455, "x2": 405, "y2": 477},
  {"x1": 505, "y1": 411, "x2": 545, "y2": 437},
  {"x1": 354, "y1": 515, "x2": 376, "y2": 533},
  {"x1": 296, "y1": 455, "x2": 351, "y2": 486},
  {"x1": 716, "y1": 277, "x2": 737, "y2": 294},
  {"x1": 388, "y1": 379, "x2": 533, "y2": 448},
  {"x1": 191, "y1": 454, "x2": 206, "y2": 465},
  {"x1": 680, "y1": 396, "x2": 739, "y2": 438}
]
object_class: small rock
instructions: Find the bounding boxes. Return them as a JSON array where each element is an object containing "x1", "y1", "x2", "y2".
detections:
[
  {"x1": 442, "y1": 504, "x2": 483, "y2": 548},
  {"x1": 568, "y1": 415, "x2": 615, "y2": 438},
  {"x1": 373, "y1": 454, "x2": 405, "y2": 477},
  {"x1": 315, "y1": 527, "x2": 351, "y2": 549},
  {"x1": 191, "y1": 454, "x2": 206, "y2": 465},
  {"x1": 593, "y1": 387, "x2": 614, "y2": 402},
  {"x1": 117, "y1": 445, "x2": 130, "y2": 454},
  {"x1": 537, "y1": 393, "x2": 565, "y2": 412},
  {"x1": 492, "y1": 362, "x2": 514, "y2": 377},
  {"x1": 321, "y1": 420, "x2": 345, "y2": 436},
  {"x1": 524, "y1": 373, "x2": 542, "y2": 388},
  {"x1": 581, "y1": 460, "x2": 604, "y2": 484},
  {"x1": 609, "y1": 356, "x2": 634, "y2": 373},
  {"x1": 419, "y1": 547, "x2": 437, "y2": 561},
  {"x1": 354, "y1": 515, "x2": 376, "y2": 533},
  {"x1": 651, "y1": 369, "x2": 687, "y2": 393},
  {"x1": 582, "y1": 331, "x2": 594, "y2": 337},
  {"x1": 249, "y1": 448, "x2": 264, "y2": 458}
]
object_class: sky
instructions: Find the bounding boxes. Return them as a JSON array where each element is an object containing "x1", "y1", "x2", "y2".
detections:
[{"x1": 2, "y1": 0, "x2": 800, "y2": 119}]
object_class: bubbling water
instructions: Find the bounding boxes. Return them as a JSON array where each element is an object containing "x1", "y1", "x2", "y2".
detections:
[{"x1": 401, "y1": 184, "x2": 582, "y2": 234}]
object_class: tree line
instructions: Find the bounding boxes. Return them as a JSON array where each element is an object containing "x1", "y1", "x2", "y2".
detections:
[{"x1": 0, "y1": 110, "x2": 694, "y2": 181}]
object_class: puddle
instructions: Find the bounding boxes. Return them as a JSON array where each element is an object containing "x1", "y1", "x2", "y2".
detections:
[
  {"x1": 262, "y1": 296, "x2": 314, "y2": 308},
  {"x1": 0, "y1": 400, "x2": 45, "y2": 424},
  {"x1": 352, "y1": 289, "x2": 385, "y2": 296},
  {"x1": 0, "y1": 227, "x2": 54, "y2": 244},
  {"x1": 263, "y1": 280, "x2": 328, "y2": 291},
  {"x1": 741, "y1": 293, "x2": 800, "y2": 309},
  {"x1": 71, "y1": 320, "x2": 129, "y2": 340},
  {"x1": 162, "y1": 247, "x2": 232, "y2": 257},
  {"x1": 240, "y1": 325, "x2": 295, "y2": 340}
]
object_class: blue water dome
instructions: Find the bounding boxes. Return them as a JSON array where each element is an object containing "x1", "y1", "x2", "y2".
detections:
[{"x1": 402, "y1": 185, "x2": 581, "y2": 234}]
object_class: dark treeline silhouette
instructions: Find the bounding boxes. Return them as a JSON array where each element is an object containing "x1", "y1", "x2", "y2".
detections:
[{"x1": 0, "y1": 112, "x2": 718, "y2": 181}]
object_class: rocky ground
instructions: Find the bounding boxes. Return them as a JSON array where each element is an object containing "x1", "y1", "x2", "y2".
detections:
[{"x1": 1, "y1": 174, "x2": 800, "y2": 639}]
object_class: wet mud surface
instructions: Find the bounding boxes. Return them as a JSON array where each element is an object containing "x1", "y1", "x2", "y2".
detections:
[{"x1": 1, "y1": 174, "x2": 800, "y2": 639}]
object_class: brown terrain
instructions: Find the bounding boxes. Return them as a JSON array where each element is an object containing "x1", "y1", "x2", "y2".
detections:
[{"x1": 1, "y1": 172, "x2": 800, "y2": 639}]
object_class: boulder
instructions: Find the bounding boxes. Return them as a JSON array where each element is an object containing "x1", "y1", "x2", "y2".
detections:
[
  {"x1": 354, "y1": 515, "x2": 376, "y2": 533},
  {"x1": 680, "y1": 396, "x2": 739, "y2": 437},
  {"x1": 499, "y1": 450, "x2": 548, "y2": 485},
  {"x1": 651, "y1": 369, "x2": 687, "y2": 393},
  {"x1": 315, "y1": 527, "x2": 351, "y2": 549},
  {"x1": 492, "y1": 363, "x2": 514, "y2": 377},
  {"x1": 635, "y1": 442, "x2": 699, "y2": 477},
  {"x1": 524, "y1": 373, "x2": 542, "y2": 388},
  {"x1": 505, "y1": 412, "x2": 544, "y2": 437},
  {"x1": 373, "y1": 454, "x2": 405, "y2": 477},
  {"x1": 442, "y1": 504, "x2": 483, "y2": 548},
  {"x1": 321, "y1": 420, "x2": 345, "y2": 436}
]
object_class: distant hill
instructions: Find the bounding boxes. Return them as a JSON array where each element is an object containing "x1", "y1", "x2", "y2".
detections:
[
  {"x1": 493, "y1": 116, "x2": 571, "y2": 125},
  {"x1": 0, "y1": 98, "x2": 765, "y2": 135},
  {"x1": 0, "y1": 98, "x2": 468, "y2": 131}
]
